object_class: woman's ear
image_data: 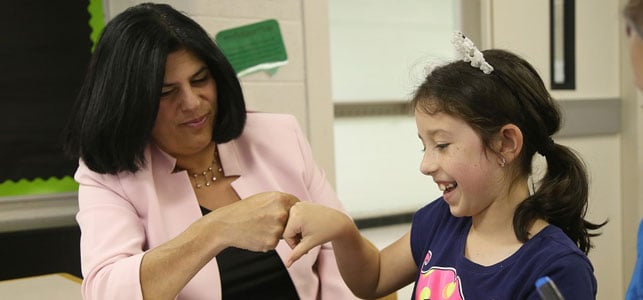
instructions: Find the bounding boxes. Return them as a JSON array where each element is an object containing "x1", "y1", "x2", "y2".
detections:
[{"x1": 496, "y1": 124, "x2": 523, "y2": 164}]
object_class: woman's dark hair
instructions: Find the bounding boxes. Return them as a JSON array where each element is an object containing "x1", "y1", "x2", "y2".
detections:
[
  {"x1": 625, "y1": 0, "x2": 643, "y2": 38},
  {"x1": 63, "y1": 3, "x2": 246, "y2": 174},
  {"x1": 412, "y1": 49, "x2": 606, "y2": 254}
]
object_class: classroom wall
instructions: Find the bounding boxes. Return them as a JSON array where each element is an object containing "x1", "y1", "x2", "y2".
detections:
[
  {"x1": 329, "y1": 0, "x2": 455, "y2": 103},
  {"x1": 329, "y1": 0, "x2": 456, "y2": 218}
]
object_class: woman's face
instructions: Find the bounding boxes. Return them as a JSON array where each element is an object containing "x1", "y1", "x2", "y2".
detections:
[
  {"x1": 627, "y1": 23, "x2": 643, "y2": 91},
  {"x1": 151, "y1": 49, "x2": 217, "y2": 157},
  {"x1": 415, "y1": 108, "x2": 506, "y2": 218}
]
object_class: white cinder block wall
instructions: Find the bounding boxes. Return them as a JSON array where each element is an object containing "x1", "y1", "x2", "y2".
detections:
[{"x1": 104, "y1": 0, "x2": 338, "y2": 185}]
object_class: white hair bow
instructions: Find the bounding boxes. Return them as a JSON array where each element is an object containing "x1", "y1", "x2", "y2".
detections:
[{"x1": 452, "y1": 31, "x2": 494, "y2": 74}]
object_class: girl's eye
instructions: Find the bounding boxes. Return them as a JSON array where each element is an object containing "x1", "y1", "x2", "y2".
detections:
[{"x1": 436, "y1": 143, "x2": 449, "y2": 150}]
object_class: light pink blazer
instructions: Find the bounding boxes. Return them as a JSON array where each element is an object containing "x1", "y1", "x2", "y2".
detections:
[{"x1": 75, "y1": 113, "x2": 358, "y2": 299}]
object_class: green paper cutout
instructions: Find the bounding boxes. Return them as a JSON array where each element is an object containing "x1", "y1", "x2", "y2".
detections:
[
  {"x1": 215, "y1": 19, "x2": 288, "y2": 77},
  {"x1": 0, "y1": 177, "x2": 79, "y2": 197},
  {"x1": 265, "y1": 68, "x2": 279, "y2": 76},
  {"x1": 88, "y1": 0, "x2": 105, "y2": 52}
]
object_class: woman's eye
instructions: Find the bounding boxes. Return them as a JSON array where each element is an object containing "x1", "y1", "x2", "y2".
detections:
[
  {"x1": 436, "y1": 143, "x2": 449, "y2": 150},
  {"x1": 192, "y1": 74, "x2": 210, "y2": 84},
  {"x1": 160, "y1": 89, "x2": 175, "y2": 97}
]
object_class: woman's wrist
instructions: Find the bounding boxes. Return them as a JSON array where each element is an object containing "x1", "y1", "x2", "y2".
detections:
[{"x1": 195, "y1": 213, "x2": 230, "y2": 256}]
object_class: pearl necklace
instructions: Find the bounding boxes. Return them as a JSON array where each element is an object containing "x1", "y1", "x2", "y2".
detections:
[{"x1": 189, "y1": 148, "x2": 223, "y2": 189}]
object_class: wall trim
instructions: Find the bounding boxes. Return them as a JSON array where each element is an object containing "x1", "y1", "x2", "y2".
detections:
[
  {"x1": 354, "y1": 212, "x2": 414, "y2": 229},
  {"x1": 335, "y1": 98, "x2": 621, "y2": 137},
  {"x1": 335, "y1": 101, "x2": 412, "y2": 117},
  {"x1": 0, "y1": 192, "x2": 78, "y2": 233},
  {"x1": 557, "y1": 98, "x2": 620, "y2": 137}
]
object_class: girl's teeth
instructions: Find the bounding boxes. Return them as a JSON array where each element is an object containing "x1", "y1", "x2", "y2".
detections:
[{"x1": 439, "y1": 183, "x2": 456, "y2": 192}]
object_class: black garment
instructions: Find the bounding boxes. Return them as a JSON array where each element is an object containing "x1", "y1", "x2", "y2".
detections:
[{"x1": 201, "y1": 206, "x2": 299, "y2": 299}]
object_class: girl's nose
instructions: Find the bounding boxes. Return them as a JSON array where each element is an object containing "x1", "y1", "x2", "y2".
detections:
[{"x1": 419, "y1": 151, "x2": 438, "y2": 176}]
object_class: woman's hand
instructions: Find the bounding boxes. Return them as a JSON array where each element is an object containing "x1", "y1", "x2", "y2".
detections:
[
  {"x1": 282, "y1": 202, "x2": 353, "y2": 266},
  {"x1": 140, "y1": 192, "x2": 298, "y2": 299},
  {"x1": 209, "y1": 191, "x2": 299, "y2": 252}
]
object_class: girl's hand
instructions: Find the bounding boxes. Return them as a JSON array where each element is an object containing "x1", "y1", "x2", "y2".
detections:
[{"x1": 282, "y1": 202, "x2": 353, "y2": 267}]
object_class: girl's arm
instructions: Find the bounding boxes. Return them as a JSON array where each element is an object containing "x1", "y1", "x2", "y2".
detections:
[{"x1": 284, "y1": 202, "x2": 417, "y2": 298}]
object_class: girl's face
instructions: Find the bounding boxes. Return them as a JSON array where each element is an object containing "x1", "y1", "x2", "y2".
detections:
[
  {"x1": 415, "y1": 108, "x2": 505, "y2": 217},
  {"x1": 151, "y1": 49, "x2": 217, "y2": 157},
  {"x1": 627, "y1": 23, "x2": 643, "y2": 91}
]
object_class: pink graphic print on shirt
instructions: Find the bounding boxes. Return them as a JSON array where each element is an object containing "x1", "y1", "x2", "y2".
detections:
[{"x1": 415, "y1": 251, "x2": 465, "y2": 300}]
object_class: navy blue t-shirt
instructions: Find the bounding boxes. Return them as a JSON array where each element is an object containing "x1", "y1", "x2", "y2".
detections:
[{"x1": 410, "y1": 198, "x2": 597, "y2": 300}]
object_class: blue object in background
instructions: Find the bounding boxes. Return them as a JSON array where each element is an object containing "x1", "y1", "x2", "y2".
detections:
[
  {"x1": 626, "y1": 219, "x2": 643, "y2": 299},
  {"x1": 535, "y1": 276, "x2": 565, "y2": 300}
]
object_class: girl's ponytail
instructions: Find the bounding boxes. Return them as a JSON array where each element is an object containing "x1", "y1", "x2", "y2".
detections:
[{"x1": 514, "y1": 142, "x2": 605, "y2": 254}]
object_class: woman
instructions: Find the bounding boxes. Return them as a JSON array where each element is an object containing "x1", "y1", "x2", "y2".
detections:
[{"x1": 64, "y1": 3, "x2": 355, "y2": 299}]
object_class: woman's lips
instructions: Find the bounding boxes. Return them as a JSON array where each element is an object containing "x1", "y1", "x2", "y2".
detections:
[{"x1": 182, "y1": 115, "x2": 207, "y2": 128}]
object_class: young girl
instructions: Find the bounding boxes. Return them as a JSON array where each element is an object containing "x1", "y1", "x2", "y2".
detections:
[{"x1": 283, "y1": 32, "x2": 606, "y2": 299}]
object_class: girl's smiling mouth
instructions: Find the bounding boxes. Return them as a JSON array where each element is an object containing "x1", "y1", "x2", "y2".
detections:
[{"x1": 438, "y1": 182, "x2": 457, "y2": 194}]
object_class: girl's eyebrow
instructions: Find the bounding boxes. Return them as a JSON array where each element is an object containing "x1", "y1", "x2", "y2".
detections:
[
  {"x1": 418, "y1": 130, "x2": 450, "y2": 145},
  {"x1": 426, "y1": 129, "x2": 450, "y2": 138}
]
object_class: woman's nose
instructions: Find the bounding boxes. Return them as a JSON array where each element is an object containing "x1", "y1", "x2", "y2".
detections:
[{"x1": 180, "y1": 88, "x2": 200, "y2": 111}]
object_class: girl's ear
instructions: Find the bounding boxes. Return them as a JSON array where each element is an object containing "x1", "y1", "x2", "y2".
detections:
[{"x1": 496, "y1": 124, "x2": 523, "y2": 164}]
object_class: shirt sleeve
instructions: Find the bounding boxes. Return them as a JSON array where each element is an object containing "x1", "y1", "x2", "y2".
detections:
[
  {"x1": 75, "y1": 162, "x2": 146, "y2": 300},
  {"x1": 537, "y1": 252, "x2": 597, "y2": 300}
]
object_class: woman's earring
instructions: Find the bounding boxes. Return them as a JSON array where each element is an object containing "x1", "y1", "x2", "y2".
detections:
[{"x1": 499, "y1": 156, "x2": 506, "y2": 167}]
